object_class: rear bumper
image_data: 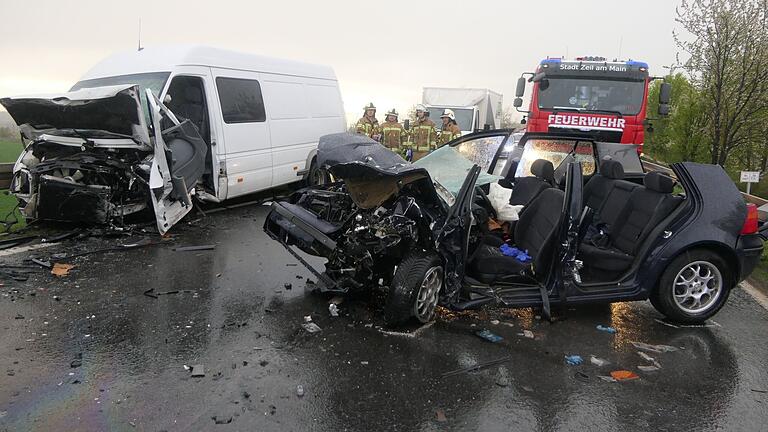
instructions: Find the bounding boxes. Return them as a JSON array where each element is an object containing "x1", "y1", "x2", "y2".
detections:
[{"x1": 737, "y1": 233, "x2": 764, "y2": 281}]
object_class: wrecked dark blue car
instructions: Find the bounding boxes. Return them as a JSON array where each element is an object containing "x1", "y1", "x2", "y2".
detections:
[{"x1": 265, "y1": 131, "x2": 767, "y2": 325}]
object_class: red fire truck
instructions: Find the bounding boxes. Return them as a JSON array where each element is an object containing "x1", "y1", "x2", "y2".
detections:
[{"x1": 513, "y1": 56, "x2": 671, "y2": 153}]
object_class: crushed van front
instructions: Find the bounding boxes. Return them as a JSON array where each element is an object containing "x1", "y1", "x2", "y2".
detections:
[{"x1": 1, "y1": 84, "x2": 206, "y2": 232}]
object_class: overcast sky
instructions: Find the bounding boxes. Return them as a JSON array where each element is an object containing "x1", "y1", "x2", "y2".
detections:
[{"x1": 0, "y1": 0, "x2": 681, "y2": 124}]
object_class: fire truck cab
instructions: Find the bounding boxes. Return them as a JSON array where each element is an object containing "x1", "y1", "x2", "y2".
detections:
[{"x1": 514, "y1": 56, "x2": 671, "y2": 153}]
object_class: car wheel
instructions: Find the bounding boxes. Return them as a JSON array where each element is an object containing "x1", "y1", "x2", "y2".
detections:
[
  {"x1": 384, "y1": 252, "x2": 443, "y2": 326},
  {"x1": 652, "y1": 249, "x2": 732, "y2": 324},
  {"x1": 307, "y1": 160, "x2": 328, "y2": 186}
]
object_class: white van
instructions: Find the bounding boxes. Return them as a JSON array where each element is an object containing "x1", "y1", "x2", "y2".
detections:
[{"x1": 0, "y1": 45, "x2": 346, "y2": 233}]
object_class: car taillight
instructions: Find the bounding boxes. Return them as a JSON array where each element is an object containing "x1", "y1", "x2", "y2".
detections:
[{"x1": 741, "y1": 203, "x2": 759, "y2": 235}]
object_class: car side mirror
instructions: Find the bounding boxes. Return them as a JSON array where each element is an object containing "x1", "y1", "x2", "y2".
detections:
[
  {"x1": 515, "y1": 77, "x2": 526, "y2": 97},
  {"x1": 403, "y1": 119, "x2": 410, "y2": 130},
  {"x1": 514, "y1": 97, "x2": 523, "y2": 108},
  {"x1": 659, "y1": 82, "x2": 672, "y2": 105}
]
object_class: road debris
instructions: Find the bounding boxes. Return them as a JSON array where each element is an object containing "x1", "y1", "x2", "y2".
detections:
[
  {"x1": 30, "y1": 258, "x2": 52, "y2": 269},
  {"x1": 475, "y1": 329, "x2": 503, "y2": 343},
  {"x1": 574, "y1": 371, "x2": 590, "y2": 382},
  {"x1": 212, "y1": 415, "x2": 233, "y2": 425},
  {"x1": 637, "y1": 365, "x2": 660, "y2": 372},
  {"x1": 0, "y1": 235, "x2": 37, "y2": 250},
  {"x1": 296, "y1": 385, "x2": 305, "y2": 397},
  {"x1": 610, "y1": 370, "x2": 640, "y2": 381},
  {"x1": 190, "y1": 365, "x2": 205, "y2": 377},
  {"x1": 590, "y1": 356, "x2": 610, "y2": 367},
  {"x1": 654, "y1": 318, "x2": 721, "y2": 328},
  {"x1": 173, "y1": 245, "x2": 216, "y2": 252},
  {"x1": 518, "y1": 330, "x2": 534, "y2": 339},
  {"x1": 328, "y1": 304, "x2": 339, "y2": 317},
  {"x1": 596, "y1": 325, "x2": 617, "y2": 334},
  {"x1": 631, "y1": 341, "x2": 679, "y2": 353},
  {"x1": 565, "y1": 355, "x2": 583, "y2": 365},
  {"x1": 436, "y1": 409, "x2": 448, "y2": 423},
  {"x1": 495, "y1": 368, "x2": 511, "y2": 387},
  {"x1": 143, "y1": 288, "x2": 197, "y2": 299},
  {"x1": 597, "y1": 375, "x2": 617, "y2": 383},
  {"x1": 284, "y1": 282, "x2": 292, "y2": 290},
  {"x1": 51, "y1": 263, "x2": 74, "y2": 277},
  {"x1": 302, "y1": 322, "x2": 322, "y2": 333},
  {"x1": 442, "y1": 356, "x2": 513, "y2": 378},
  {"x1": 490, "y1": 319, "x2": 500, "y2": 325}
]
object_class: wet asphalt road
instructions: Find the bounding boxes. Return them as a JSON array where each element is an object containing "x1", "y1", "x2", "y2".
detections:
[{"x1": 1, "y1": 203, "x2": 767, "y2": 432}]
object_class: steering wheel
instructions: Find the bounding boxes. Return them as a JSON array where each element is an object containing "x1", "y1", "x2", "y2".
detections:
[{"x1": 474, "y1": 185, "x2": 497, "y2": 220}]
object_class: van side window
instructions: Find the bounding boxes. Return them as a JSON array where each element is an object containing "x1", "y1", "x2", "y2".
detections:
[{"x1": 216, "y1": 77, "x2": 266, "y2": 123}]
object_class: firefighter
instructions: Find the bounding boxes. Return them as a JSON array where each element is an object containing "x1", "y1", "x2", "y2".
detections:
[
  {"x1": 410, "y1": 104, "x2": 437, "y2": 161},
  {"x1": 438, "y1": 109, "x2": 462, "y2": 146},
  {"x1": 355, "y1": 102, "x2": 381, "y2": 141},
  {"x1": 380, "y1": 108, "x2": 407, "y2": 153}
]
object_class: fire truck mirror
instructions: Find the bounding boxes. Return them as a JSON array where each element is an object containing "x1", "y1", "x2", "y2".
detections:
[
  {"x1": 515, "y1": 77, "x2": 526, "y2": 97},
  {"x1": 658, "y1": 103, "x2": 670, "y2": 116},
  {"x1": 659, "y1": 82, "x2": 672, "y2": 104},
  {"x1": 403, "y1": 119, "x2": 410, "y2": 130},
  {"x1": 513, "y1": 97, "x2": 524, "y2": 108}
]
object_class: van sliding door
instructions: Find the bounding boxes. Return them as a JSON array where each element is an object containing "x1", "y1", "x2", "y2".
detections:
[{"x1": 211, "y1": 68, "x2": 272, "y2": 198}]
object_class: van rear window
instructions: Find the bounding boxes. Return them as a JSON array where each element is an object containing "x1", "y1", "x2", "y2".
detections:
[{"x1": 216, "y1": 77, "x2": 266, "y2": 123}]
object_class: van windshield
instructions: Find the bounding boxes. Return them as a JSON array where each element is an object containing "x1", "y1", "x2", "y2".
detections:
[{"x1": 71, "y1": 72, "x2": 171, "y2": 122}]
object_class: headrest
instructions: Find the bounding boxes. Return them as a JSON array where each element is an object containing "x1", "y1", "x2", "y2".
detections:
[
  {"x1": 600, "y1": 160, "x2": 625, "y2": 180},
  {"x1": 185, "y1": 86, "x2": 202, "y2": 104},
  {"x1": 530, "y1": 159, "x2": 554, "y2": 182},
  {"x1": 644, "y1": 171, "x2": 675, "y2": 193}
]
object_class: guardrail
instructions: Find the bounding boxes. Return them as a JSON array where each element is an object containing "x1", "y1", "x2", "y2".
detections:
[
  {"x1": 641, "y1": 157, "x2": 768, "y2": 207},
  {"x1": 0, "y1": 163, "x2": 13, "y2": 190}
]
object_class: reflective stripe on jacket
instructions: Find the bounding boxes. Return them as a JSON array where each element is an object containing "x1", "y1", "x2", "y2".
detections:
[
  {"x1": 438, "y1": 123, "x2": 462, "y2": 147},
  {"x1": 410, "y1": 118, "x2": 437, "y2": 151},
  {"x1": 380, "y1": 121, "x2": 407, "y2": 149},
  {"x1": 355, "y1": 116, "x2": 380, "y2": 139}
]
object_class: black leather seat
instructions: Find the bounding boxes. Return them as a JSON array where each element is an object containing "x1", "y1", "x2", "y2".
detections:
[
  {"x1": 580, "y1": 171, "x2": 682, "y2": 272},
  {"x1": 509, "y1": 159, "x2": 555, "y2": 206},
  {"x1": 175, "y1": 87, "x2": 207, "y2": 140},
  {"x1": 471, "y1": 188, "x2": 565, "y2": 283},
  {"x1": 583, "y1": 159, "x2": 639, "y2": 228}
]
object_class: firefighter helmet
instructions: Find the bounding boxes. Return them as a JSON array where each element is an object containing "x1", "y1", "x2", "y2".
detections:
[
  {"x1": 363, "y1": 102, "x2": 376, "y2": 111},
  {"x1": 440, "y1": 109, "x2": 456, "y2": 121},
  {"x1": 415, "y1": 104, "x2": 427, "y2": 113},
  {"x1": 386, "y1": 108, "x2": 399, "y2": 119}
]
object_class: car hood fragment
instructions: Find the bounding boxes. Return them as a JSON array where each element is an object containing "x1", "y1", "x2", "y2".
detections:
[
  {"x1": 0, "y1": 84, "x2": 150, "y2": 147},
  {"x1": 319, "y1": 133, "x2": 439, "y2": 209}
]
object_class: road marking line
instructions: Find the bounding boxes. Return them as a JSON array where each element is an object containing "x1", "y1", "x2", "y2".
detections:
[
  {"x1": 741, "y1": 281, "x2": 768, "y2": 311},
  {"x1": 0, "y1": 242, "x2": 56, "y2": 257}
]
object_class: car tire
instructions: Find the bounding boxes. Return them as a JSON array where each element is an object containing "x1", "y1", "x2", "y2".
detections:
[
  {"x1": 307, "y1": 160, "x2": 327, "y2": 186},
  {"x1": 384, "y1": 251, "x2": 443, "y2": 326},
  {"x1": 652, "y1": 249, "x2": 732, "y2": 324}
]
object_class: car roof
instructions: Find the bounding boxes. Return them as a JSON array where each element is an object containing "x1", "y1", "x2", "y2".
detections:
[{"x1": 79, "y1": 45, "x2": 338, "y2": 82}]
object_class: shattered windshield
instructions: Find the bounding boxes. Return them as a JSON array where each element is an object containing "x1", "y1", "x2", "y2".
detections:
[
  {"x1": 414, "y1": 142, "x2": 502, "y2": 197},
  {"x1": 515, "y1": 138, "x2": 596, "y2": 177},
  {"x1": 71, "y1": 72, "x2": 170, "y2": 123}
]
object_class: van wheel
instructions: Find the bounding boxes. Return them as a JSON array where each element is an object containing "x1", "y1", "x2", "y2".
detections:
[
  {"x1": 307, "y1": 160, "x2": 328, "y2": 186},
  {"x1": 651, "y1": 249, "x2": 732, "y2": 324},
  {"x1": 384, "y1": 252, "x2": 443, "y2": 326}
]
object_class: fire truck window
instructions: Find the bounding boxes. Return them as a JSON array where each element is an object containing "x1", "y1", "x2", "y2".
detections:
[{"x1": 538, "y1": 78, "x2": 645, "y2": 116}]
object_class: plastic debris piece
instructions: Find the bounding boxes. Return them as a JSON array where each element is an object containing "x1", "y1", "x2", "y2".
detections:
[
  {"x1": 637, "y1": 351, "x2": 660, "y2": 368},
  {"x1": 631, "y1": 341, "x2": 679, "y2": 353},
  {"x1": 596, "y1": 325, "x2": 617, "y2": 334},
  {"x1": 574, "y1": 371, "x2": 590, "y2": 382},
  {"x1": 173, "y1": 245, "x2": 216, "y2": 252},
  {"x1": 638, "y1": 365, "x2": 660, "y2": 372},
  {"x1": 565, "y1": 355, "x2": 583, "y2": 366},
  {"x1": 51, "y1": 263, "x2": 74, "y2": 277},
  {"x1": 30, "y1": 258, "x2": 52, "y2": 269},
  {"x1": 610, "y1": 370, "x2": 639, "y2": 381},
  {"x1": 598, "y1": 375, "x2": 617, "y2": 383},
  {"x1": 302, "y1": 323, "x2": 322, "y2": 333},
  {"x1": 436, "y1": 409, "x2": 448, "y2": 423},
  {"x1": 191, "y1": 365, "x2": 205, "y2": 377},
  {"x1": 328, "y1": 304, "x2": 339, "y2": 317},
  {"x1": 590, "y1": 356, "x2": 609, "y2": 367},
  {"x1": 490, "y1": 319, "x2": 500, "y2": 325},
  {"x1": 296, "y1": 385, "x2": 305, "y2": 397},
  {"x1": 212, "y1": 415, "x2": 232, "y2": 424},
  {"x1": 475, "y1": 329, "x2": 503, "y2": 343},
  {"x1": 519, "y1": 330, "x2": 534, "y2": 339}
]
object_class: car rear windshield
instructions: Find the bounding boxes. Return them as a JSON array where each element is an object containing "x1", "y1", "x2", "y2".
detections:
[{"x1": 71, "y1": 72, "x2": 171, "y2": 122}]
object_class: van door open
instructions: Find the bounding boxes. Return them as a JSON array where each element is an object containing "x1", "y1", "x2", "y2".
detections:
[{"x1": 146, "y1": 90, "x2": 207, "y2": 234}]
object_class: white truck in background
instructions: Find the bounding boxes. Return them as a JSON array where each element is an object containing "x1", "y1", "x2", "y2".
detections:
[{"x1": 422, "y1": 87, "x2": 503, "y2": 135}]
